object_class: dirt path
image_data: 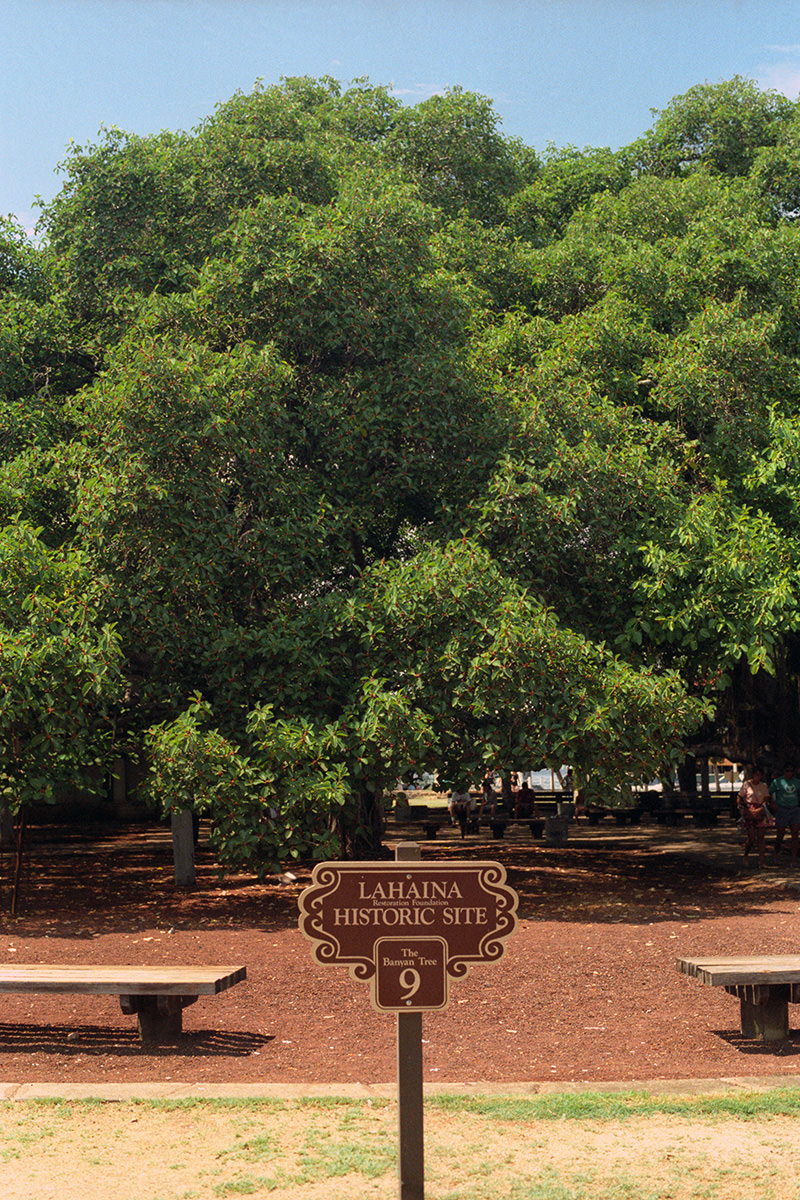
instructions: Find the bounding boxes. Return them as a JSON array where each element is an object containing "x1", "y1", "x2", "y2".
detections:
[{"x1": 2, "y1": 1095, "x2": 799, "y2": 1200}]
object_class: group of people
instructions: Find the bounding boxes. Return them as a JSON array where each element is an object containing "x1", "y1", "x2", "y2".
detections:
[
  {"x1": 448, "y1": 771, "x2": 559, "y2": 825},
  {"x1": 738, "y1": 764, "x2": 800, "y2": 869}
]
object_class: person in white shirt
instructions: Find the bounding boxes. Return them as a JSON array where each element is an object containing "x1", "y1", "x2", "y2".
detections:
[{"x1": 448, "y1": 785, "x2": 472, "y2": 826}]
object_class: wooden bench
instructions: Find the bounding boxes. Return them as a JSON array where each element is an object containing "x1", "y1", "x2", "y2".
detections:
[
  {"x1": 391, "y1": 799, "x2": 452, "y2": 839},
  {"x1": 657, "y1": 798, "x2": 730, "y2": 827},
  {"x1": 487, "y1": 817, "x2": 544, "y2": 840},
  {"x1": 0, "y1": 965, "x2": 246, "y2": 1045},
  {"x1": 585, "y1": 807, "x2": 643, "y2": 826},
  {"x1": 677, "y1": 955, "x2": 800, "y2": 1044},
  {"x1": 418, "y1": 814, "x2": 480, "y2": 839}
]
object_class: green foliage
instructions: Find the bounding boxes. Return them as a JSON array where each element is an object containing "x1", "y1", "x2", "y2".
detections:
[
  {"x1": 473, "y1": 402, "x2": 689, "y2": 644},
  {"x1": 145, "y1": 698, "x2": 346, "y2": 876},
  {"x1": 646, "y1": 296, "x2": 798, "y2": 472},
  {"x1": 529, "y1": 172, "x2": 777, "y2": 329},
  {"x1": 385, "y1": 86, "x2": 538, "y2": 224},
  {"x1": 431, "y1": 216, "x2": 539, "y2": 314},
  {"x1": 13, "y1": 71, "x2": 800, "y2": 865},
  {"x1": 629, "y1": 76, "x2": 796, "y2": 177},
  {"x1": 338, "y1": 540, "x2": 705, "y2": 788},
  {"x1": 64, "y1": 154, "x2": 504, "y2": 737},
  {"x1": 38, "y1": 78, "x2": 378, "y2": 331},
  {"x1": 751, "y1": 110, "x2": 800, "y2": 218},
  {"x1": 634, "y1": 486, "x2": 800, "y2": 684},
  {"x1": 71, "y1": 333, "x2": 304, "y2": 713},
  {"x1": 506, "y1": 144, "x2": 632, "y2": 245},
  {"x1": 0, "y1": 217, "x2": 47, "y2": 300},
  {"x1": 0, "y1": 230, "x2": 92, "y2": 468},
  {"x1": 0, "y1": 522, "x2": 122, "y2": 810}
]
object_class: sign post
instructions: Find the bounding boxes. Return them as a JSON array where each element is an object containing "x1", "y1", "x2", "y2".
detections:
[
  {"x1": 395, "y1": 841, "x2": 425, "y2": 1200},
  {"x1": 298, "y1": 844, "x2": 518, "y2": 1199}
]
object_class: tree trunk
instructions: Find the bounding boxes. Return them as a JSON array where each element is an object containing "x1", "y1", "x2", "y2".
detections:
[
  {"x1": 10, "y1": 808, "x2": 26, "y2": 915},
  {"x1": 677, "y1": 755, "x2": 698, "y2": 800},
  {"x1": 0, "y1": 804, "x2": 13, "y2": 848},
  {"x1": 699, "y1": 756, "x2": 711, "y2": 803},
  {"x1": 343, "y1": 788, "x2": 386, "y2": 859},
  {"x1": 171, "y1": 810, "x2": 196, "y2": 887}
]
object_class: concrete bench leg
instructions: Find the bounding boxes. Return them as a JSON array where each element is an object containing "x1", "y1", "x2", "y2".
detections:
[
  {"x1": 120, "y1": 994, "x2": 197, "y2": 1044},
  {"x1": 737, "y1": 985, "x2": 789, "y2": 1042}
]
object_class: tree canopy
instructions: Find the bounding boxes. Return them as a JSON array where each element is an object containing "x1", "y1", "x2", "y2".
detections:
[{"x1": 5, "y1": 74, "x2": 800, "y2": 869}]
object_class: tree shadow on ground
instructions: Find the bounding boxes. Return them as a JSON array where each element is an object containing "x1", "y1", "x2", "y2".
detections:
[
  {"x1": 3, "y1": 820, "x2": 797, "y2": 932},
  {"x1": 0, "y1": 1022, "x2": 274, "y2": 1057},
  {"x1": 434, "y1": 840, "x2": 799, "y2": 924},
  {"x1": 1, "y1": 831, "x2": 302, "y2": 934}
]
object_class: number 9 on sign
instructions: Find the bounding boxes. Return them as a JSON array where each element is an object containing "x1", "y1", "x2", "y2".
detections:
[
  {"x1": 373, "y1": 937, "x2": 448, "y2": 1012},
  {"x1": 399, "y1": 968, "x2": 421, "y2": 1001}
]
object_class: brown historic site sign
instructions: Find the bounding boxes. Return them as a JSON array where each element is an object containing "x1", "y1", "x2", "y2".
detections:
[
  {"x1": 299, "y1": 848, "x2": 519, "y2": 1199},
  {"x1": 298, "y1": 858, "x2": 518, "y2": 1012}
]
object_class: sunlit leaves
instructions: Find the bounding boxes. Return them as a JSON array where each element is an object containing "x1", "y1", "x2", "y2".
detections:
[
  {"x1": 145, "y1": 697, "x2": 347, "y2": 876},
  {"x1": 0, "y1": 522, "x2": 122, "y2": 810},
  {"x1": 635, "y1": 486, "x2": 800, "y2": 683},
  {"x1": 384, "y1": 86, "x2": 538, "y2": 224},
  {"x1": 629, "y1": 77, "x2": 796, "y2": 178}
]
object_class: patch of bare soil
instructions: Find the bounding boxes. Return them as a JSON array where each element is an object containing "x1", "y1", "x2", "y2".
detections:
[
  {"x1": 1, "y1": 1101, "x2": 798, "y2": 1200},
  {"x1": 1, "y1": 819, "x2": 799, "y2": 1084}
]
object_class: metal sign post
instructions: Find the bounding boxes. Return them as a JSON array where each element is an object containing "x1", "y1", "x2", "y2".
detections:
[
  {"x1": 395, "y1": 841, "x2": 425, "y2": 1200},
  {"x1": 298, "y1": 844, "x2": 518, "y2": 1200},
  {"x1": 397, "y1": 1006, "x2": 424, "y2": 1198}
]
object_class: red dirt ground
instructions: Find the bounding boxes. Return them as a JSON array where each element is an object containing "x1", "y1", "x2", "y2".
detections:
[{"x1": 1, "y1": 819, "x2": 799, "y2": 1085}]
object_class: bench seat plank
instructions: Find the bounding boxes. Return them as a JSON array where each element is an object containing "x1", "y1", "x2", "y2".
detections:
[
  {"x1": 677, "y1": 956, "x2": 800, "y2": 987},
  {"x1": 0, "y1": 965, "x2": 245, "y2": 996},
  {"x1": 0, "y1": 966, "x2": 246, "y2": 1044},
  {"x1": 677, "y1": 955, "x2": 800, "y2": 1045}
]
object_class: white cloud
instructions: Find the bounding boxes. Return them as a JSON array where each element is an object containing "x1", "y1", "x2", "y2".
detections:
[
  {"x1": 2, "y1": 209, "x2": 39, "y2": 240},
  {"x1": 389, "y1": 82, "x2": 446, "y2": 101},
  {"x1": 758, "y1": 62, "x2": 800, "y2": 99}
]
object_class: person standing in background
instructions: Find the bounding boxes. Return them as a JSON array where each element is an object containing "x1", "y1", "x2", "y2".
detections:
[
  {"x1": 769, "y1": 764, "x2": 800, "y2": 868},
  {"x1": 481, "y1": 771, "x2": 497, "y2": 817},
  {"x1": 738, "y1": 766, "x2": 770, "y2": 869}
]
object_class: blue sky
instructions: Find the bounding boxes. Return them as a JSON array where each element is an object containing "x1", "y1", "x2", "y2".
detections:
[{"x1": 5, "y1": 0, "x2": 800, "y2": 232}]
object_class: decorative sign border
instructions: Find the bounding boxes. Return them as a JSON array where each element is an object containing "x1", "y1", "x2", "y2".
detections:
[{"x1": 298, "y1": 860, "x2": 518, "y2": 1011}]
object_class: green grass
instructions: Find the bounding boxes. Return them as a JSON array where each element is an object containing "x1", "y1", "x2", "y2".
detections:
[
  {"x1": 427, "y1": 1086, "x2": 800, "y2": 1122},
  {"x1": 438, "y1": 1170, "x2": 664, "y2": 1200},
  {"x1": 219, "y1": 1133, "x2": 277, "y2": 1163},
  {"x1": 7, "y1": 1088, "x2": 800, "y2": 1123},
  {"x1": 212, "y1": 1178, "x2": 270, "y2": 1196},
  {"x1": 294, "y1": 1126, "x2": 396, "y2": 1181}
]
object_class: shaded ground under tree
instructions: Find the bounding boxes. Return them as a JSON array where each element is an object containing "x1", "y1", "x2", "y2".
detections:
[{"x1": 1, "y1": 818, "x2": 799, "y2": 1086}]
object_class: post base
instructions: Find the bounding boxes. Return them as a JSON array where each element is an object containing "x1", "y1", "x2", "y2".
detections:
[
  {"x1": 120, "y1": 994, "x2": 197, "y2": 1044},
  {"x1": 726, "y1": 984, "x2": 790, "y2": 1043}
]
